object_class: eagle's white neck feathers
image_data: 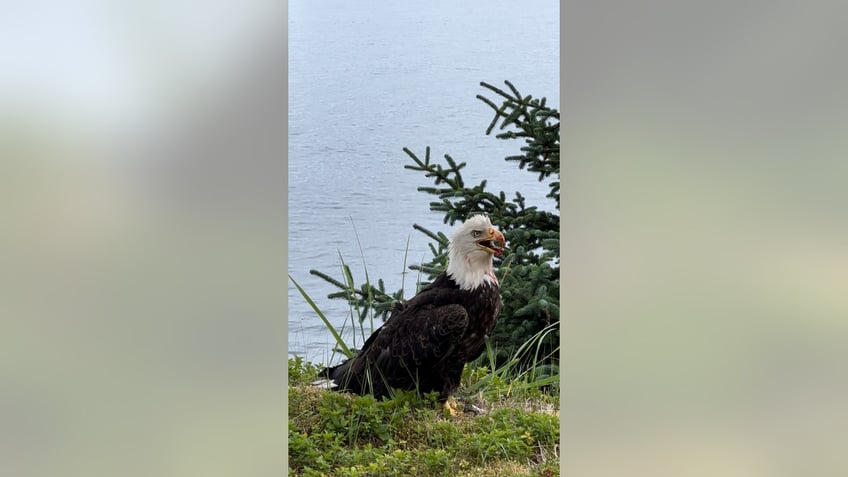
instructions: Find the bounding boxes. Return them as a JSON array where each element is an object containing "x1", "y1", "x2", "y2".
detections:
[{"x1": 446, "y1": 216, "x2": 500, "y2": 291}]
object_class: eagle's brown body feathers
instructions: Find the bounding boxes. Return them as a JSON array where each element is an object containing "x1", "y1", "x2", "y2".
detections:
[
  {"x1": 320, "y1": 272, "x2": 501, "y2": 401},
  {"x1": 316, "y1": 215, "x2": 505, "y2": 403}
]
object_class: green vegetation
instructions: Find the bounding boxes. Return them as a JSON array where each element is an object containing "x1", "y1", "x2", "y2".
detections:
[{"x1": 288, "y1": 357, "x2": 559, "y2": 477}]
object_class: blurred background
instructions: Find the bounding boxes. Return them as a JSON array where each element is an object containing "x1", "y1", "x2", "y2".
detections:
[
  {"x1": 0, "y1": 1, "x2": 286, "y2": 475},
  {"x1": 563, "y1": 1, "x2": 848, "y2": 475}
]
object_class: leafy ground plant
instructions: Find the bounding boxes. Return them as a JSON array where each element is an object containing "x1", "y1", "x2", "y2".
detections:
[{"x1": 288, "y1": 358, "x2": 559, "y2": 477}]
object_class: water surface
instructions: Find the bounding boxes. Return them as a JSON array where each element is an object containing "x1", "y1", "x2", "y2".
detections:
[{"x1": 288, "y1": 0, "x2": 559, "y2": 364}]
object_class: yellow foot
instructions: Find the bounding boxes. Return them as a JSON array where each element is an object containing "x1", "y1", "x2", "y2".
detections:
[{"x1": 442, "y1": 397, "x2": 459, "y2": 417}]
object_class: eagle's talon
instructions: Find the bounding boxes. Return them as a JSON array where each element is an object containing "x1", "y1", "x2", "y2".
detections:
[{"x1": 442, "y1": 397, "x2": 460, "y2": 417}]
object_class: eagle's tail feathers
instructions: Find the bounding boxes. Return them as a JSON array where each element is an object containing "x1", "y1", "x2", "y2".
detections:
[{"x1": 310, "y1": 378, "x2": 338, "y2": 389}]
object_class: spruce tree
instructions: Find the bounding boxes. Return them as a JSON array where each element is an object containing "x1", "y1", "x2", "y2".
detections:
[{"x1": 310, "y1": 80, "x2": 559, "y2": 372}]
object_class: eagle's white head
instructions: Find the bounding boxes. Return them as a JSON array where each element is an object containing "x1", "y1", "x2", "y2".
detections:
[{"x1": 446, "y1": 215, "x2": 506, "y2": 290}]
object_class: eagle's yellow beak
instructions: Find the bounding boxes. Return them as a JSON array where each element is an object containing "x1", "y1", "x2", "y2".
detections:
[{"x1": 476, "y1": 228, "x2": 506, "y2": 257}]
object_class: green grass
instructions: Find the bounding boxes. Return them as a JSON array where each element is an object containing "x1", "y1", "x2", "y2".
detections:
[{"x1": 288, "y1": 357, "x2": 559, "y2": 477}]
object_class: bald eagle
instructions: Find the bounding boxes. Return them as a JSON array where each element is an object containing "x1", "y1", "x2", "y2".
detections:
[{"x1": 314, "y1": 215, "x2": 505, "y2": 413}]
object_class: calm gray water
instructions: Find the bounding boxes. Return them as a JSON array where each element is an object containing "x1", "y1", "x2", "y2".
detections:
[{"x1": 288, "y1": 0, "x2": 559, "y2": 365}]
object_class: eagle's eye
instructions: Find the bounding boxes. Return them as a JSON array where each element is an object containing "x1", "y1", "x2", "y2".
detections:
[{"x1": 471, "y1": 230, "x2": 482, "y2": 238}]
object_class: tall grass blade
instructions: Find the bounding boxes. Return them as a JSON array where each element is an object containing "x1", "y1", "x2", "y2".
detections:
[
  {"x1": 336, "y1": 251, "x2": 364, "y2": 346},
  {"x1": 348, "y1": 217, "x2": 375, "y2": 335},
  {"x1": 400, "y1": 234, "x2": 411, "y2": 297},
  {"x1": 289, "y1": 274, "x2": 352, "y2": 359}
]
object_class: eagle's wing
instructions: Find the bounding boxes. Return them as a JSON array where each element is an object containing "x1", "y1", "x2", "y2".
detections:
[
  {"x1": 327, "y1": 290, "x2": 470, "y2": 397},
  {"x1": 321, "y1": 279, "x2": 483, "y2": 399},
  {"x1": 386, "y1": 303, "x2": 467, "y2": 364},
  {"x1": 367, "y1": 302, "x2": 469, "y2": 394}
]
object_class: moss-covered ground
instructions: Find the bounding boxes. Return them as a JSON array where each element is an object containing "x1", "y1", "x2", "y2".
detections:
[{"x1": 288, "y1": 357, "x2": 560, "y2": 477}]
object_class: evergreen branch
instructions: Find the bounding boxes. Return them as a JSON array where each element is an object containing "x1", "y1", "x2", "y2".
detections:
[
  {"x1": 309, "y1": 269, "x2": 348, "y2": 290},
  {"x1": 412, "y1": 223, "x2": 448, "y2": 246},
  {"x1": 479, "y1": 81, "x2": 517, "y2": 101},
  {"x1": 505, "y1": 80, "x2": 522, "y2": 100}
]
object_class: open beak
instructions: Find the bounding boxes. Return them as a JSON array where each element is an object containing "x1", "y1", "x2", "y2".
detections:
[{"x1": 476, "y1": 228, "x2": 506, "y2": 258}]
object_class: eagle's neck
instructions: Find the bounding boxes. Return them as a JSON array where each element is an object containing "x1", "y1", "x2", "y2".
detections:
[{"x1": 446, "y1": 250, "x2": 498, "y2": 291}]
